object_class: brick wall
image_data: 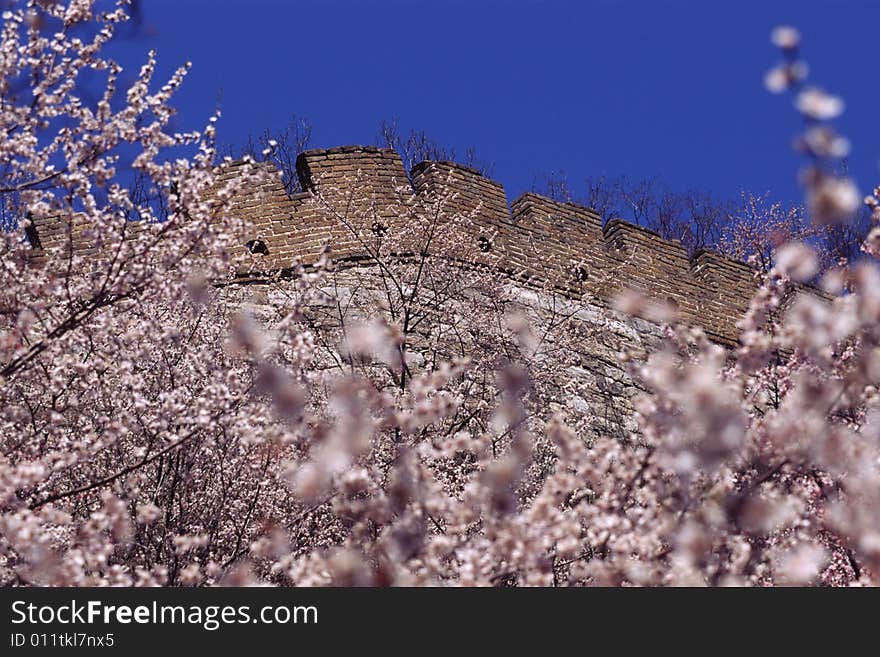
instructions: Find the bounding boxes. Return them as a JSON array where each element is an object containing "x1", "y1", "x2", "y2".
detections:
[
  {"x1": 29, "y1": 143, "x2": 814, "y2": 346},
  {"x1": 216, "y1": 144, "x2": 764, "y2": 345}
]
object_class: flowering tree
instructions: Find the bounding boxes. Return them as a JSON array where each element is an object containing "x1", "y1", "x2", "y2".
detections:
[
  {"x1": 0, "y1": 0, "x2": 286, "y2": 585},
  {"x1": 2, "y1": 2, "x2": 879, "y2": 588},
  {"x1": 255, "y1": 27, "x2": 880, "y2": 586}
]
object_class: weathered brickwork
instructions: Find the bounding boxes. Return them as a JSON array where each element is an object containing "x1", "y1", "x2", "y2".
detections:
[
  {"x1": 207, "y1": 145, "x2": 761, "y2": 346},
  {"x1": 25, "y1": 144, "x2": 767, "y2": 346},
  {"x1": 28, "y1": 143, "x2": 808, "y2": 442}
]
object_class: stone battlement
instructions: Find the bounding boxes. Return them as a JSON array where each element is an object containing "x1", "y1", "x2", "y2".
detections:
[
  {"x1": 28, "y1": 145, "x2": 779, "y2": 346},
  {"x1": 219, "y1": 145, "x2": 763, "y2": 345}
]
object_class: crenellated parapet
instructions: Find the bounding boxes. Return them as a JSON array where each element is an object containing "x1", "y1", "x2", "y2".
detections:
[
  {"x1": 28, "y1": 144, "x2": 800, "y2": 346},
  {"x1": 690, "y1": 250, "x2": 759, "y2": 342}
]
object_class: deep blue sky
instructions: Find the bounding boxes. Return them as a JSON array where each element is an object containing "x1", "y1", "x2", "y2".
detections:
[{"x1": 116, "y1": 0, "x2": 879, "y2": 208}]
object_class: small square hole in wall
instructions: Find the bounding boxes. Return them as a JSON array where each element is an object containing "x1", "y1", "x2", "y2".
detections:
[
  {"x1": 24, "y1": 223, "x2": 43, "y2": 250},
  {"x1": 246, "y1": 239, "x2": 269, "y2": 255}
]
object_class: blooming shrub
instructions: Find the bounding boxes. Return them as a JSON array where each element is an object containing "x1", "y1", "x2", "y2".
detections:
[{"x1": 0, "y1": 4, "x2": 878, "y2": 586}]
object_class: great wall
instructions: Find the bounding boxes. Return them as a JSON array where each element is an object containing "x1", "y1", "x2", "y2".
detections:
[
  {"x1": 211, "y1": 145, "x2": 763, "y2": 343},
  {"x1": 26, "y1": 144, "x2": 766, "y2": 345},
  {"x1": 25, "y1": 144, "x2": 811, "y2": 441}
]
